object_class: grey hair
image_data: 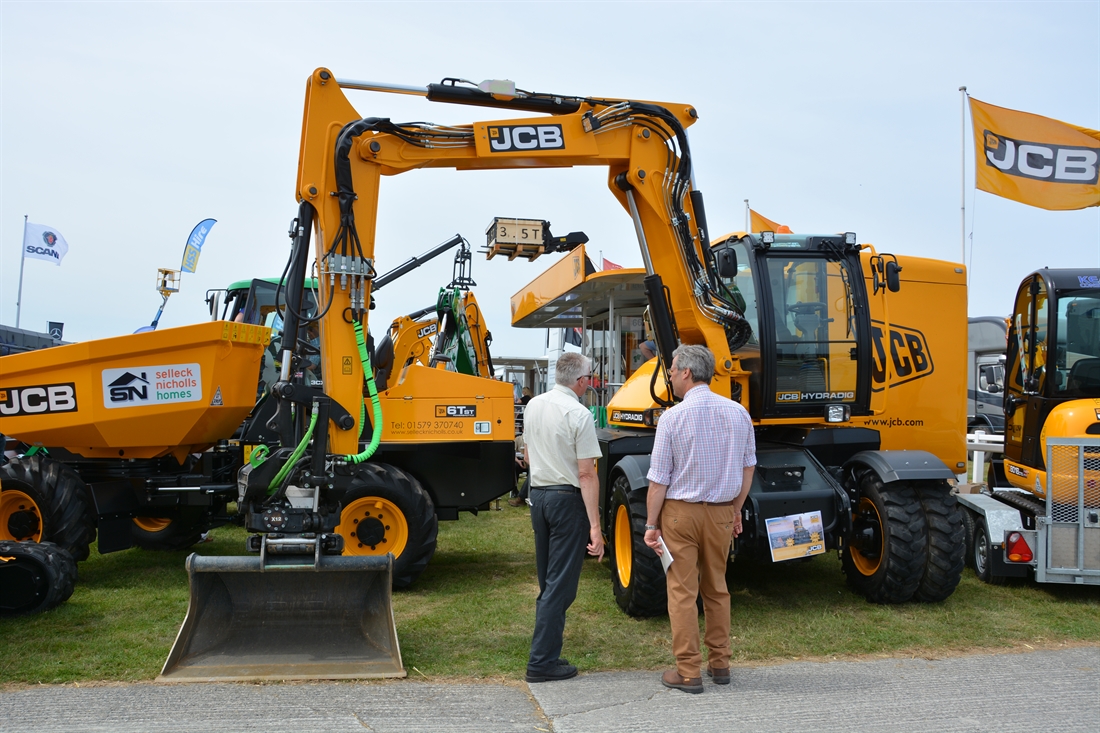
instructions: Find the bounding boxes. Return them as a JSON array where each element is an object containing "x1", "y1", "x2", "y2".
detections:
[
  {"x1": 555, "y1": 351, "x2": 591, "y2": 387},
  {"x1": 672, "y1": 344, "x2": 715, "y2": 384}
]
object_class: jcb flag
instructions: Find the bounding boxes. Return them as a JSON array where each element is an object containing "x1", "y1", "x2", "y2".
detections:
[
  {"x1": 969, "y1": 98, "x2": 1100, "y2": 210},
  {"x1": 750, "y1": 209, "x2": 792, "y2": 234}
]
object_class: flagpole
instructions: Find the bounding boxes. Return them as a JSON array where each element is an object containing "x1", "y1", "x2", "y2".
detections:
[
  {"x1": 959, "y1": 86, "x2": 967, "y2": 266},
  {"x1": 16, "y1": 214, "x2": 27, "y2": 328}
]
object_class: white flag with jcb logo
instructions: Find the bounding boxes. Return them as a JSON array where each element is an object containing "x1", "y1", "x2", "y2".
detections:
[
  {"x1": 23, "y1": 222, "x2": 70, "y2": 265},
  {"x1": 969, "y1": 98, "x2": 1100, "y2": 211}
]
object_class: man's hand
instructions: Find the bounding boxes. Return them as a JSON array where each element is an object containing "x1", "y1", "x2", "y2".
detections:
[
  {"x1": 587, "y1": 525, "x2": 605, "y2": 561},
  {"x1": 644, "y1": 528, "x2": 663, "y2": 555},
  {"x1": 732, "y1": 516, "x2": 743, "y2": 538}
]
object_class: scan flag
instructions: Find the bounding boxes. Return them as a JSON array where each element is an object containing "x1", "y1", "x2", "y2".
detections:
[
  {"x1": 180, "y1": 218, "x2": 216, "y2": 273},
  {"x1": 969, "y1": 98, "x2": 1100, "y2": 211},
  {"x1": 22, "y1": 223, "x2": 69, "y2": 266}
]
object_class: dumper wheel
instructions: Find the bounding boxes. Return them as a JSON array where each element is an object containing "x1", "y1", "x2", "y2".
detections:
[
  {"x1": 132, "y1": 510, "x2": 205, "y2": 551},
  {"x1": 0, "y1": 540, "x2": 77, "y2": 616},
  {"x1": 608, "y1": 474, "x2": 666, "y2": 617},
  {"x1": 842, "y1": 471, "x2": 927, "y2": 603},
  {"x1": 912, "y1": 482, "x2": 965, "y2": 602},
  {"x1": 337, "y1": 463, "x2": 438, "y2": 589},
  {"x1": 0, "y1": 456, "x2": 95, "y2": 562}
]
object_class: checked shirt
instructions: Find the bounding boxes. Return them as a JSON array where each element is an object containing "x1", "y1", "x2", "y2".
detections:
[{"x1": 646, "y1": 384, "x2": 756, "y2": 502}]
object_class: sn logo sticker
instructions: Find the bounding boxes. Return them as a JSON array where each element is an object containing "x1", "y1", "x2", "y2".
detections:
[{"x1": 488, "y1": 124, "x2": 564, "y2": 153}]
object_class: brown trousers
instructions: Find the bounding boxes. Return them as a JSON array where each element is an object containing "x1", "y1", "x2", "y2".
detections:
[{"x1": 660, "y1": 499, "x2": 736, "y2": 678}]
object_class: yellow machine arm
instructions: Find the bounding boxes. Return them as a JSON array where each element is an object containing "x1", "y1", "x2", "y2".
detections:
[{"x1": 296, "y1": 69, "x2": 748, "y2": 452}]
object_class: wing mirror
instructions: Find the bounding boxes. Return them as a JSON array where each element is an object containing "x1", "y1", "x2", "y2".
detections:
[{"x1": 716, "y1": 248, "x2": 738, "y2": 279}]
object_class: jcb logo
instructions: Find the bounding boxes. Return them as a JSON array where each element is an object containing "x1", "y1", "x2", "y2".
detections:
[
  {"x1": 870, "y1": 321, "x2": 934, "y2": 391},
  {"x1": 416, "y1": 323, "x2": 438, "y2": 339},
  {"x1": 983, "y1": 130, "x2": 1098, "y2": 184},
  {"x1": 0, "y1": 383, "x2": 78, "y2": 416},
  {"x1": 776, "y1": 392, "x2": 801, "y2": 402},
  {"x1": 436, "y1": 404, "x2": 476, "y2": 417},
  {"x1": 488, "y1": 125, "x2": 564, "y2": 152}
]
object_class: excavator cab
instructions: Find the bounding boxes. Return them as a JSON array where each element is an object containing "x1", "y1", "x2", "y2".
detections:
[{"x1": 711, "y1": 232, "x2": 872, "y2": 421}]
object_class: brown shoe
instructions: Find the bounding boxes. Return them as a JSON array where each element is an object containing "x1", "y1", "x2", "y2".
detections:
[
  {"x1": 706, "y1": 666, "x2": 730, "y2": 685},
  {"x1": 661, "y1": 669, "x2": 703, "y2": 694},
  {"x1": 507, "y1": 497, "x2": 524, "y2": 507}
]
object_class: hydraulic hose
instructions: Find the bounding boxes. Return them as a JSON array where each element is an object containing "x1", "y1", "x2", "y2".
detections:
[
  {"x1": 267, "y1": 405, "x2": 318, "y2": 494},
  {"x1": 345, "y1": 319, "x2": 383, "y2": 464}
]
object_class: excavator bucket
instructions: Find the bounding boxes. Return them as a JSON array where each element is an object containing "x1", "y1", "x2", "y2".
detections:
[{"x1": 159, "y1": 553, "x2": 405, "y2": 682}]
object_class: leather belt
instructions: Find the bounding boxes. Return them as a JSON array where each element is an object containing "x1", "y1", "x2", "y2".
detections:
[
  {"x1": 532, "y1": 484, "x2": 580, "y2": 494},
  {"x1": 671, "y1": 498, "x2": 737, "y2": 507}
]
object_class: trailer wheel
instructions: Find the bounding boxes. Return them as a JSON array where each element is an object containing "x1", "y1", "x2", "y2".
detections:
[
  {"x1": 960, "y1": 507, "x2": 977, "y2": 568},
  {"x1": 132, "y1": 511, "x2": 205, "y2": 551},
  {"x1": 608, "y1": 474, "x2": 666, "y2": 617},
  {"x1": 972, "y1": 520, "x2": 1007, "y2": 585},
  {"x1": 336, "y1": 463, "x2": 437, "y2": 589},
  {"x1": 912, "y1": 482, "x2": 965, "y2": 603},
  {"x1": 842, "y1": 471, "x2": 927, "y2": 603},
  {"x1": 0, "y1": 540, "x2": 77, "y2": 616},
  {"x1": 0, "y1": 456, "x2": 95, "y2": 562}
]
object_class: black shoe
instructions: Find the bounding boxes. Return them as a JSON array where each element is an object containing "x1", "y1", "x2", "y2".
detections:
[{"x1": 526, "y1": 663, "x2": 578, "y2": 683}]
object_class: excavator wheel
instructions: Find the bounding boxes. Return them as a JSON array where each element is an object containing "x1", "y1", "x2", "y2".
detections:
[
  {"x1": 0, "y1": 540, "x2": 77, "y2": 616},
  {"x1": 0, "y1": 456, "x2": 95, "y2": 562},
  {"x1": 912, "y1": 482, "x2": 965, "y2": 602},
  {"x1": 132, "y1": 509, "x2": 206, "y2": 551},
  {"x1": 608, "y1": 473, "x2": 666, "y2": 617},
  {"x1": 335, "y1": 463, "x2": 437, "y2": 589},
  {"x1": 842, "y1": 471, "x2": 927, "y2": 604}
]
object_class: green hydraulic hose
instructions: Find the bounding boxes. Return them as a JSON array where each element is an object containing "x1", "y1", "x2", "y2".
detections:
[
  {"x1": 345, "y1": 319, "x2": 383, "y2": 464},
  {"x1": 267, "y1": 404, "x2": 319, "y2": 494}
]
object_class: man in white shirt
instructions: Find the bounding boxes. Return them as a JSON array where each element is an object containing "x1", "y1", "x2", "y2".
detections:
[{"x1": 522, "y1": 352, "x2": 605, "y2": 682}]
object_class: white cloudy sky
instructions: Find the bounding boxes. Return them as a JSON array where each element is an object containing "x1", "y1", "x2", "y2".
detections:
[{"x1": 2, "y1": 1, "x2": 1097, "y2": 356}]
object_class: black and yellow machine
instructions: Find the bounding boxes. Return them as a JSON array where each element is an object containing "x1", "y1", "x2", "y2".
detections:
[
  {"x1": 957, "y1": 268, "x2": 1100, "y2": 586},
  {"x1": 273, "y1": 68, "x2": 966, "y2": 617}
]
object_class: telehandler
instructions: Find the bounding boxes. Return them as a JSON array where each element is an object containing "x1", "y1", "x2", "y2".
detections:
[{"x1": 956, "y1": 268, "x2": 1099, "y2": 586}]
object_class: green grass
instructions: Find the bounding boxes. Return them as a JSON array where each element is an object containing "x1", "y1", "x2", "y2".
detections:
[{"x1": 2, "y1": 506, "x2": 1098, "y2": 685}]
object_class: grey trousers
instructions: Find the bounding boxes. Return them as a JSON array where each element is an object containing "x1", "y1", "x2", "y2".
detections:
[{"x1": 527, "y1": 486, "x2": 588, "y2": 673}]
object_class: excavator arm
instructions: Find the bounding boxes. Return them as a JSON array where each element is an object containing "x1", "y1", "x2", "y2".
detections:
[{"x1": 295, "y1": 68, "x2": 749, "y2": 453}]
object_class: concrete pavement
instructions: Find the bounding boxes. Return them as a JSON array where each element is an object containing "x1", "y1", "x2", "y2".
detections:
[{"x1": 1, "y1": 647, "x2": 1096, "y2": 732}]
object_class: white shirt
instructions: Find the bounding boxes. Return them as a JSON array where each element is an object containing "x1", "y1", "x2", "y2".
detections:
[{"x1": 523, "y1": 384, "x2": 602, "y2": 488}]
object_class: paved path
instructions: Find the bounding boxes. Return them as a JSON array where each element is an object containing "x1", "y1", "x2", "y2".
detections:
[{"x1": 2, "y1": 648, "x2": 1097, "y2": 732}]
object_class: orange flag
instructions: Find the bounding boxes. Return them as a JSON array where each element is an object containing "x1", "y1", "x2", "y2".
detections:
[
  {"x1": 749, "y1": 209, "x2": 792, "y2": 233},
  {"x1": 969, "y1": 97, "x2": 1099, "y2": 210}
]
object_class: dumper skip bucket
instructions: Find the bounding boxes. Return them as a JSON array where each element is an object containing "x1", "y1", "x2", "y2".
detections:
[{"x1": 158, "y1": 553, "x2": 405, "y2": 682}]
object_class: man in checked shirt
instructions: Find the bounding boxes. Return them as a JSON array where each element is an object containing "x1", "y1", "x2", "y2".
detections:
[{"x1": 644, "y1": 344, "x2": 756, "y2": 694}]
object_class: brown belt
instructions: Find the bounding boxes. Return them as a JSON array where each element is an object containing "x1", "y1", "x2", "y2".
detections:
[{"x1": 669, "y1": 498, "x2": 736, "y2": 507}]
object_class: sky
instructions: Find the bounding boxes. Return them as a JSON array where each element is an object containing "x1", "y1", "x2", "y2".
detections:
[{"x1": 2, "y1": 1, "x2": 1097, "y2": 358}]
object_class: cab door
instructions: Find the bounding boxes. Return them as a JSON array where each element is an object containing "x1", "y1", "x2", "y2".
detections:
[{"x1": 1003, "y1": 275, "x2": 1054, "y2": 469}]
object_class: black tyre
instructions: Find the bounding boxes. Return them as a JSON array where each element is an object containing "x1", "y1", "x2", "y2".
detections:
[
  {"x1": 842, "y1": 471, "x2": 927, "y2": 603},
  {"x1": 0, "y1": 540, "x2": 77, "y2": 616},
  {"x1": 972, "y1": 520, "x2": 1007, "y2": 585},
  {"x1": 912, "y1": 482, "x2": 965, "y2": 603},
  {"x1": 0, "y1": 455, "x2": 95, "y2": 561},
  {"x1": 607, "y1": 473, "x2": 666, "y2": 617},
  {"x1": 335, "y1": 463, "x2": 437, "y2": 589},
  {"x1": 132, "y1": 510, "x2": 206, "y2": 551}
]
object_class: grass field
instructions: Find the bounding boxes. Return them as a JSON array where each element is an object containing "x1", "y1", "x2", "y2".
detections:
[{"x1": 2, "y1": 504, "x2": 1097, "y2": 685}]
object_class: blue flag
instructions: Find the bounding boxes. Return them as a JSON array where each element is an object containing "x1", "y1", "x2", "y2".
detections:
[{"x1": 180, "y1": 218, "x2": 216, "y2": 273}]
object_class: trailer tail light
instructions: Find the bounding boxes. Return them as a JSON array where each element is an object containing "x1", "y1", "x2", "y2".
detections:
[{"x1": 1005, "y1": 531, "x2": 1033, "y2": 563}]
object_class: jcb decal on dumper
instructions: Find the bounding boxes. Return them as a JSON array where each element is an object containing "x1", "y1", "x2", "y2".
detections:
[
  {"x1": 870, "y1": 321, "x2": 934, "y2": 390},
  {"x1": 0, "y1": 383, "x2": 77, "y2": 416}
]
